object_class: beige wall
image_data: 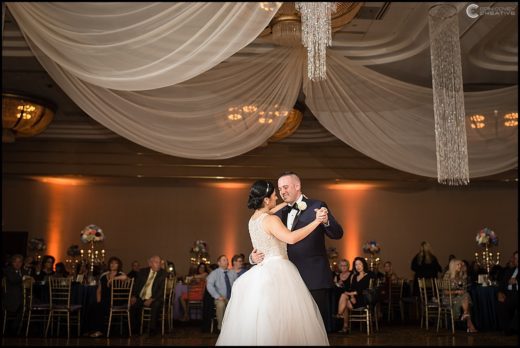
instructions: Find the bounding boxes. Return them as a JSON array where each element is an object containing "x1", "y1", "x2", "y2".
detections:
[{"x1": 2, "y1": 178, "x2": 517, "y2": 280}]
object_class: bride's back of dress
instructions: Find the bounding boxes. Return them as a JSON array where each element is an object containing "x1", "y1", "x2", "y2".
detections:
[{"x1": 249, "y1": 213, "x2": 288, "y2": 260}]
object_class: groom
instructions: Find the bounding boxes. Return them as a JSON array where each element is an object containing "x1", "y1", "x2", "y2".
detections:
[{"x1": 251, "y1": 171, "x2": 344, "y2": 332}]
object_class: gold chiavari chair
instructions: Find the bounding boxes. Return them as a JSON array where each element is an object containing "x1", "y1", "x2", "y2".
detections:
[
  {"x1": 24, "y1": 277, "x2": 50, "y2": 336},
  {"x1": 387, "y1": 278, "x2": 405, "y2": 321},
  {"x1": 2, "y1": 276, "x2": 27, "y2": 336},
  {"x1": 418, "y1": 277, "x2": 439, "y2": 330},
  {"x1": 141, "y1": 276, "x2": 175, "y2": 336},
  {"x1": 107, "y1": 278, "x2": 134, "y2": 337},
  {"x1": 435, "y1": 277, "x2": 455, "y2": 334},
  {"x1": 45, "y1": 277, "x2": 81, "y2": 338},
  {"x1": 348, "y1": 278, "x2": 379, "y2": 335}
]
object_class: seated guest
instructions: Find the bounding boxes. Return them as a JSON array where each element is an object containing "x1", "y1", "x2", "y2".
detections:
[
  {"x1": 54, "y1": 262, "x2": 69, "y2": 278},
  {"x1": 127, "y1": 260, "x2": 140, "y2": 279},
  {"x1": 87, "y1": 256, "x2": 128, "y2": 337},
  {"x1": 497, "y1": 251, "x2": 518, "y2": 335},
  {"x1": 335, "y1": 257, "x2": 371, "y2": 333},
  {"x1": 206, "y1": 255, "x2": 237, "y2": 332},
  {"x1": 383, "y1": 261, "x2": 398, "y2": 283},
  {"x1": 333, "y1": 259, "x2": 351, "y2": 294},
  {"x1": 34, "y1": 255, "x2": 55, "y2": 283},
  {"x1": 442, "y1": 259, "x2": 478, "y2": 332},
  {"x1": 180, "y1": 262, "x2": 209, "y2": 321},
  {"x1": 74, "y1": 262, "x2": 89, "y2": 284},
  {"x1": 468, "y1": 260, "x2": 484, "y2": 284},
  {"x1": 130, "y1": 255, "x2": 166, "y2": 336},
  {"x1": 22, "y1": 256, "x2": 36, "y2": 278},
  {"x1": 1, "y1": 254, "x2": 25, "y2": 335},
  {"x1": 379, "y1": 261, "x2": 399, "y2": 308},
  {"x1": 332, "y1": 258, "x2": 351, "y2": 325}
]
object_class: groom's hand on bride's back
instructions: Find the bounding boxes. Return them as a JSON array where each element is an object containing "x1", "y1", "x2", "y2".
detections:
[{"x1": 250, "y1": 248, "x2": 265, "y2": 264}]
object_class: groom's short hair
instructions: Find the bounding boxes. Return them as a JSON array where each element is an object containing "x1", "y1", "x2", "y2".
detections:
[
  {"x1": 279, "y1": 171, "x2": 301, "y2": 186},
  {"x1": 279, "y1": 171, "x2": 299, "y2": 178}
]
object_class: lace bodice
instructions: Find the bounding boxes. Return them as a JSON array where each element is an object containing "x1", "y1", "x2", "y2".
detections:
[{"x1": 249, "y1": 213, "x2": 288, "y2": 260}]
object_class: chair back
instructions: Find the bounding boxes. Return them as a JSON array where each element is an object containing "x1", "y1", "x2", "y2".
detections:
[
  {"x1": 434, "y1": 277, "x2": 455, "y2": 334},
  {"x1": 48, "y1": 277, "x2": 72, "y2": 309},
  {"x1": 418, "y1": 277, "x2": 436, "y2": 305},
  {"x1": 388, "y1": 278, "x2": 403, "y2": 305},
  {"x1": 187, "y1": 279, "x2": 206, "y2": 302},
  {"x1": 23, "y1": 277, "x2": 34, "y2": 309},
  {"x1": 111, "y1": 278, "x2": 134, "y2": 309},
  {"x1": 164, "y1": 277, "x2": 175, "y2": 305},
  {"x1": 435, "y1": 277, "x2": 453, "y2": 308}
]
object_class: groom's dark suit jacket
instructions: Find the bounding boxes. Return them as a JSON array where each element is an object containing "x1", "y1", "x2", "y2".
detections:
[{"x1": 276, "y1": 197, "x2": 343, "y2": 290}]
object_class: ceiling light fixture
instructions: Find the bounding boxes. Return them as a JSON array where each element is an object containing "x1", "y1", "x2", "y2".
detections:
[{"x1": 2, "y1": 92, "x2": 55, "y2": 143}]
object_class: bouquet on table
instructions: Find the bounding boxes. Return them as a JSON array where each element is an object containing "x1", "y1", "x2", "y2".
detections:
[
  {"x1": 190, "y1": 240, "x2": 210, "y2": 265},
  {"x1": 28, "y1": 237, "x2": 47, "y2": 252},
  {"x1": 476, "y1": 227, "x2": 498, "y2": 247},
  {"x1": 80, "y1": 224, "x2": 105, "y2": 243},
  {"x1": 362, "y1": 240, "x2": 381, "y2": 254}
]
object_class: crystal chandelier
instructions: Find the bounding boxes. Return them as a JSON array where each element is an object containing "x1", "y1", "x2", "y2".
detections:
[
  {"x1": 295, "y1": 2, "x2": 337, "y2": 81},
  {"x1": 428, "y1": 4, "x2": 469, "y2": 186}
]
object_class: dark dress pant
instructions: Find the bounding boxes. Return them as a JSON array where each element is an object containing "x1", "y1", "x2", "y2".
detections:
[{"x1": 310, "y1": 288, "x2": 335, "y2": 333}]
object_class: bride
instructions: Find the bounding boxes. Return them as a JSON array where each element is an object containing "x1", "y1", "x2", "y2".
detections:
[{"x1": 216, "y1": 180, "x2": 329, "y2": 346}]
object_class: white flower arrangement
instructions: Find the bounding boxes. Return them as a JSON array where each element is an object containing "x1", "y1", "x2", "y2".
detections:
[
  {"x1": 80, "y1": 224, "x2": 105, "y2": 243},
  {"x1": 476, "y1": 228, "x2": 498, "y2": 246},
  {"x1": 297, "y1": 201, "x2": 307, "y2": 211}
]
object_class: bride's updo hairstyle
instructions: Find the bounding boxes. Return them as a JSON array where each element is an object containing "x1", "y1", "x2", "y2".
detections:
[{"x1": 247, "y1": 180, "x2": 275, "y2": 210}]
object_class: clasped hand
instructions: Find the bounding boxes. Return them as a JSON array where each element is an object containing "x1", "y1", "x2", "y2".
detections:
[{"x1": 315, "y1": 207, "x2": 328, "y2": 223}]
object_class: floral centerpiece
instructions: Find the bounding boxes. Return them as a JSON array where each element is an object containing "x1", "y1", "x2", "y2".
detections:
[
  {"x1": 80, "y1": 224, "x2": 105, "y2": 243},
  {"x1": 28, "y1": 237, "x2": 46, "y2": 252},
  {"x1": 190, "y1": 240, "x2": 210, "y2": 265},
  {"x1": 362, "y1": 240, "x2": 381, "y2": 254},
  {"x1": 476, "y1": 227, "x2": 498, "y2": 247}
]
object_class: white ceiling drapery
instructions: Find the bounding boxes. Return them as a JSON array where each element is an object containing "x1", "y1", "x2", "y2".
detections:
[
  {"x1": 304, "y1": 51, "x2": 518, "y2": 178},
  {"x1": 7, "y1": 2, "x2": 280, "y2": 90},
  {"x1": 7, "y1": 2, "x2": 518, "y2": 178}
]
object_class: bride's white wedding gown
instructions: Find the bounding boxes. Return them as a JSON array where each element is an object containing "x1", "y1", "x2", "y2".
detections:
[{"x1": 216, "y1": 213, "x2": 329, "y2": 346}]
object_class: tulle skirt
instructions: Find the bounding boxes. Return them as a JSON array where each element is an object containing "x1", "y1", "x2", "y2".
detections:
[{"x1": 216, "y1": 256, "x2": 329, "y2": 346}]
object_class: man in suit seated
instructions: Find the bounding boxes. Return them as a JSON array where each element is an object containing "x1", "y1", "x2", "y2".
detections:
[
  {"x1": 130, "y1": 255, "x2": 166, "y2": 336},
  {"x1": 2, "y1": 254, "x2": 25, "y2": 336}
]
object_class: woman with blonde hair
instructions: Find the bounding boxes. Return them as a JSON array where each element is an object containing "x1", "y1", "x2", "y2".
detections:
[{"x1": 442, "y1": 259, "x2": 478, "y2": 333}]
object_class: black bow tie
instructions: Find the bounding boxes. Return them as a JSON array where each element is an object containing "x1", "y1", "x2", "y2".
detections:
[{"x1": 287, "y1": 204, "x2": 299, "y2": 211}]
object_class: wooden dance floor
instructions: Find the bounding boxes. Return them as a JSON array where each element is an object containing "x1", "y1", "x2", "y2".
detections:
[{"x1": 2, "y1": 321, "x2": 517, "y2": 346}]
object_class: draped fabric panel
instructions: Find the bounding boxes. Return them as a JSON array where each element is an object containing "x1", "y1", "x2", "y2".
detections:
[
  {"x1": 7, "y1": 2, "x2": 280, "y2": 90},
  {"x1": 304, "y1": 51, "x2": 518, "y2": 178},
  {"x1": 28, "y1": 38, "x2": 303, "y2": 159},
  {"x1": 7, "y1": 3, "x2": 518, "y2": 177}
]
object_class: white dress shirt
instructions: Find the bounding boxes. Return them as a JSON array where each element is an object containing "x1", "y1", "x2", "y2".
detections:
[{"x1": 286, "y1": 194, "x2": 304, "y2": 230}]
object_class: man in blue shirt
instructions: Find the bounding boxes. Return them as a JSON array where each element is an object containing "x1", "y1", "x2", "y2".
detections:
[{"x1": 206, "y1": 255, "x2": 238, "y2": 332}]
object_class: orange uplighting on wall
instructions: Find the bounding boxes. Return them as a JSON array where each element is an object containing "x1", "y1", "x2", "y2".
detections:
[
  {"x1": 326, "y1": 182, "x2": 377, "y2": 191},
  {"x1": 324, "y1": 182, "x2": 374, "y2": 264},
  {"x1": 207, "y1": 182, "x2": 249, "y2": 190},
  {"x1": 33, "y1": 176, "x2": 86, "y2": 186},
  {"x1": 45, "y1": 184, "x2": 66, "y2": 262},
  {"x1": 210, "y1": 181, "x2": 250, "y2": 260}
]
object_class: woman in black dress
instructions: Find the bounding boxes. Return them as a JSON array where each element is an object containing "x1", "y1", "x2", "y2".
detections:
[{"x1": 335, "y1": 256, "x2": 371, "y2": 332}]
